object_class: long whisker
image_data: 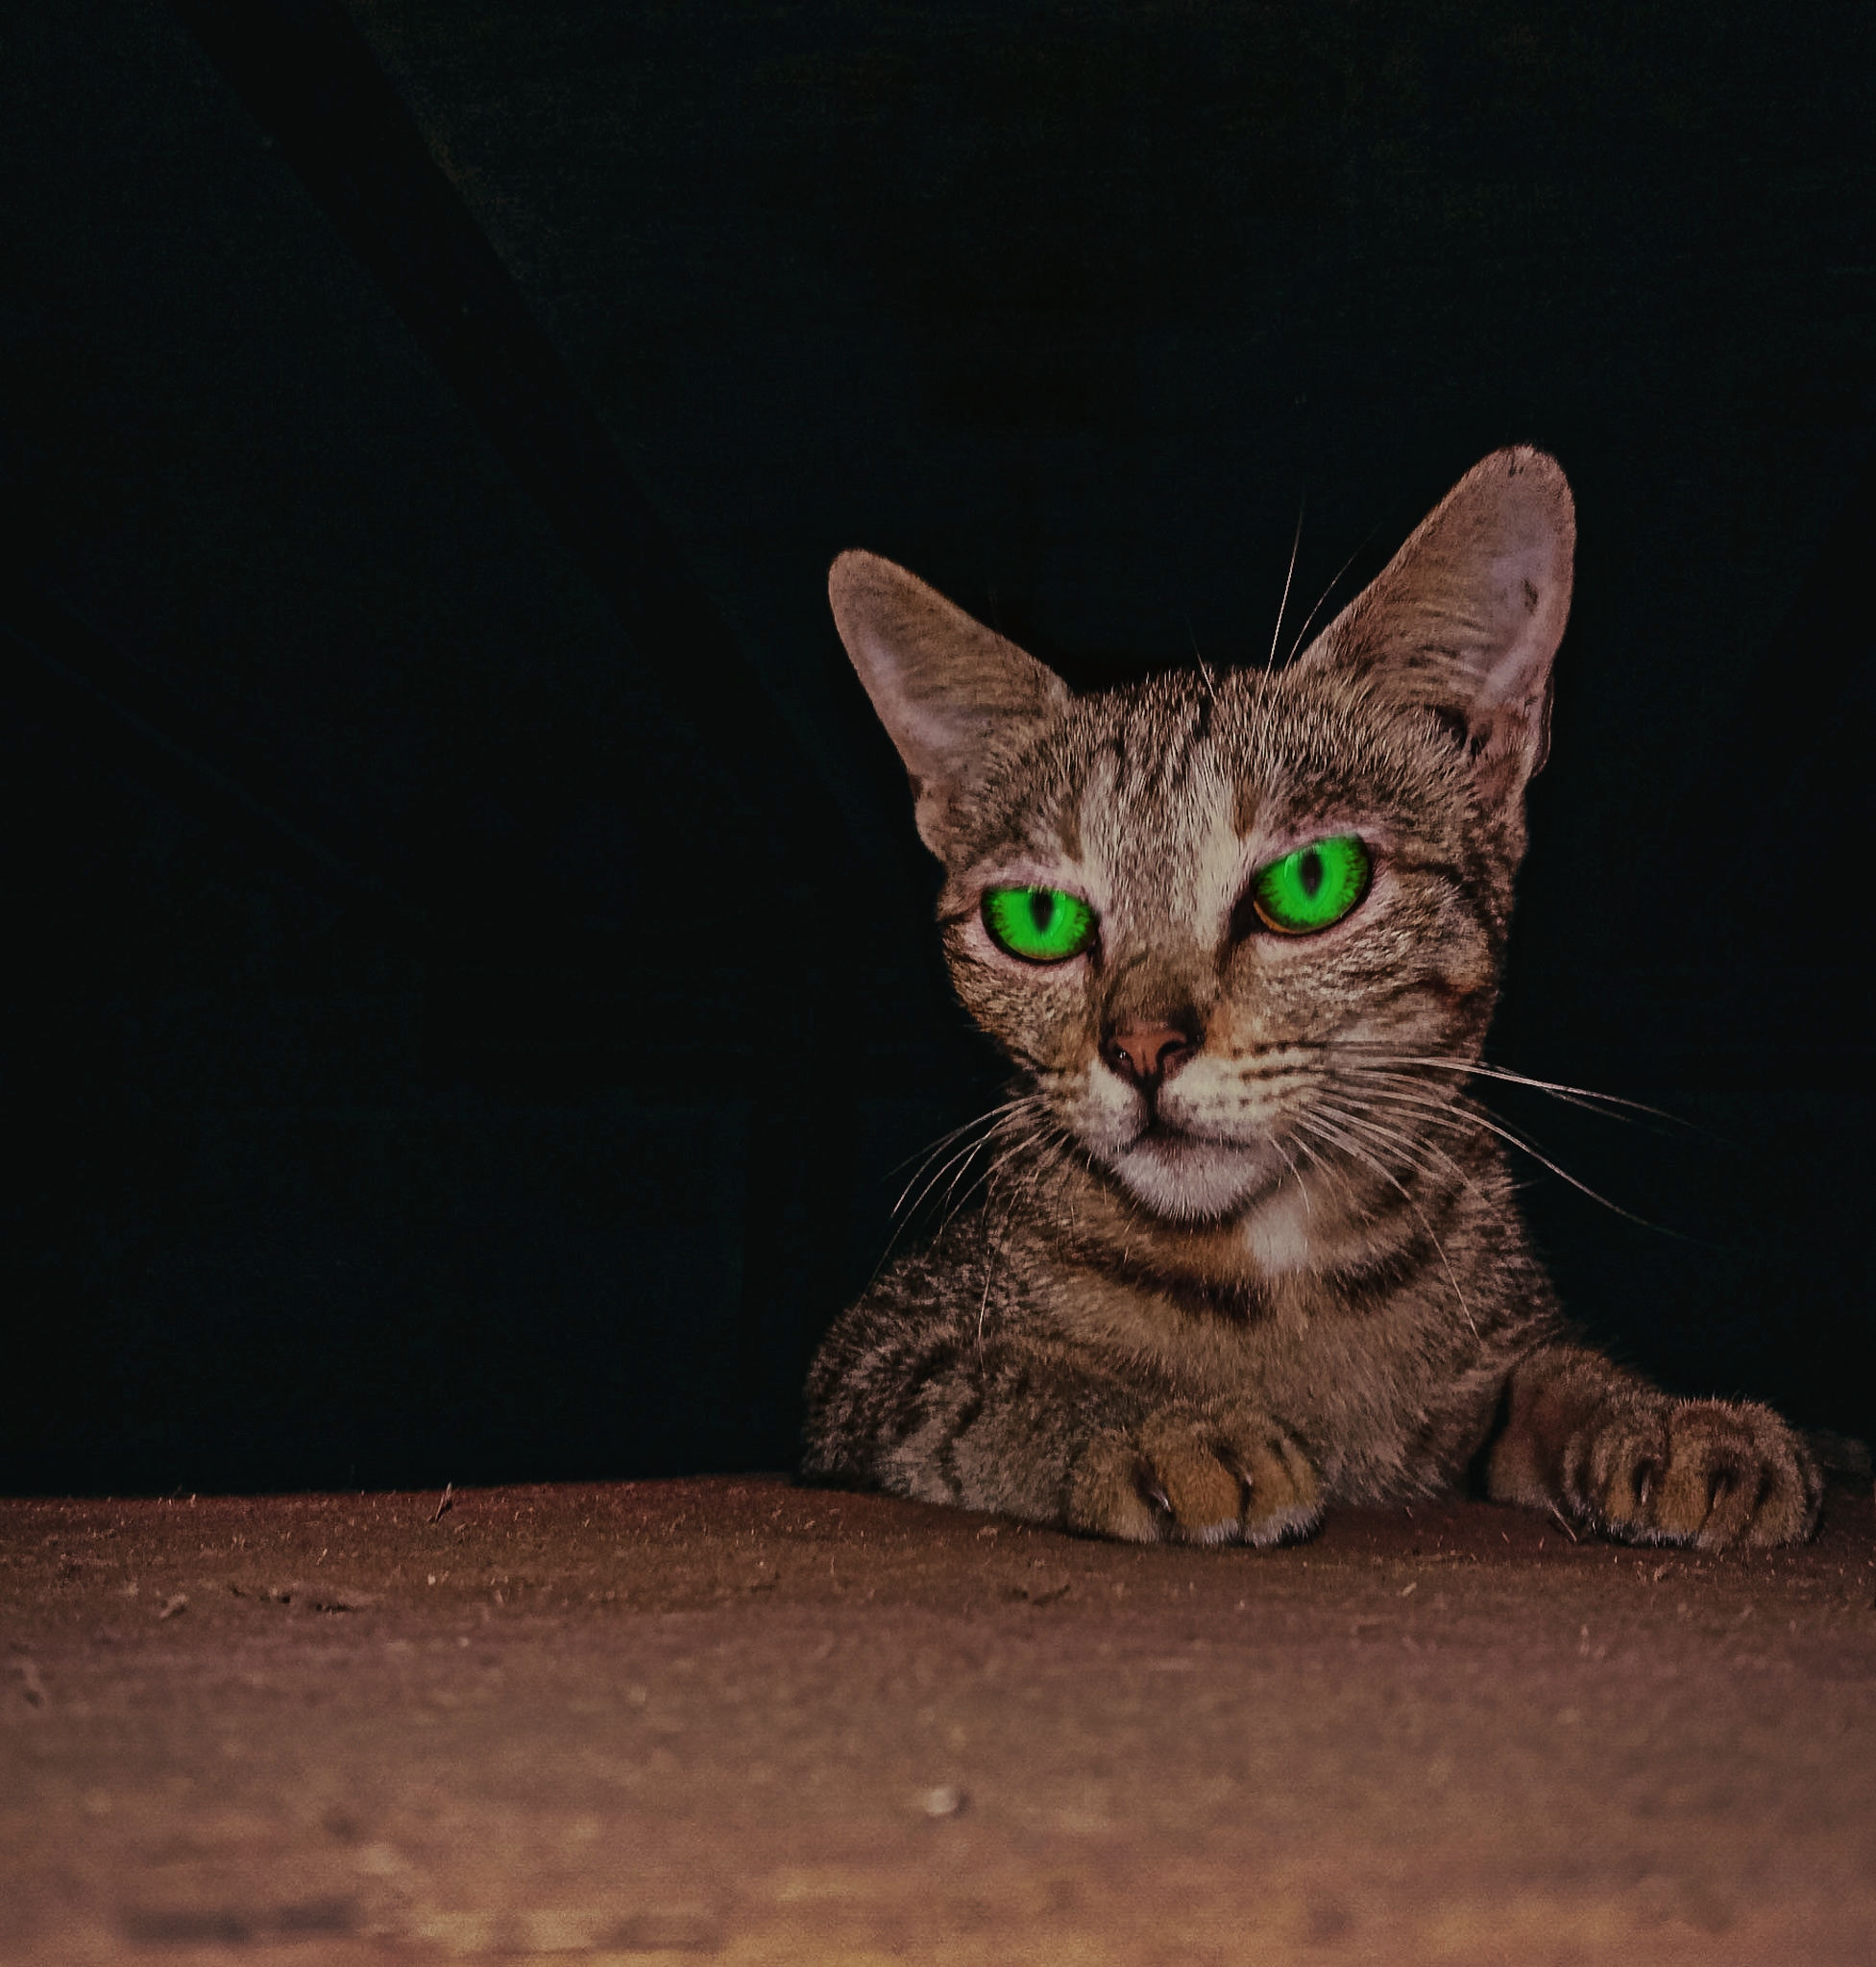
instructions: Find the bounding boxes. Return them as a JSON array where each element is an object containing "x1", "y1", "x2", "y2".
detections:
[
  {"x1": 1298, "y1": 1107, "x2": 1427, "y2": 1201},
  {"x1": 1352, "y1": 1081, "x2": 1679, "y2": 1231},
  {"x1": 1186, "y1": 617, "x2": 1220, "y2": 705},
  {"x1": 962, "y1": 1119, "x2": 1062, "y2": 1234},
  {"x1": 928, "y1": 1134, "x2": 1018, "y2": 1240},
  {"x1": 886, "y1": 1096, "x2": 1034, "y2": 1203},
  {"x1": 870, "y1": 1096, "x2": 1049, "y2": 1286},
  {"x1": 1314, "y1": 1096, "x2": 1476, "y2": 1198},
  {"x1": 892, "y1": 1117, "x2": 1011, "y2": 1224},
  {"x1": 1338, "y1": 1052, "x2": 1707, "y2": 1136},
  {"x1": 1245, "y1": 501, "x2": 1307, "y2": 726},
  {"x1": 976, "y1": 1121, "x2": 1073, "y2": 1347},
  {"x1": 1282, "y1": 513, "x2": 1391, "y2": 668},
  {"x1": 929, "y1": 1102, "x2": 1060, "y2": 1234},
  {"x1": 1287, "y1": 1126, "x2": 1362, "y2": 1218},
  {"x1": 1267, "y1": 498, "x2": 1305, "y2": 670},
  {"x1": 1266, "y1": 1128, "x2": 1313, "y2": 1217},
  {"x1": 894, "y1": 1099, "x2": 1027, "y2": 1165},
  {"x1": 978, "y1": 1122, "x2": 1055, "y2": 1190}
]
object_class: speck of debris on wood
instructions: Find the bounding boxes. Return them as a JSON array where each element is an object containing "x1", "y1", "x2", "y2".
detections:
[
  {"x1": 1009, "y1": 1578, "x2": 1072, "y2": 1604},
  {"x1": 303, "y1": 1589, "x2": 374, "y2": 1614}
]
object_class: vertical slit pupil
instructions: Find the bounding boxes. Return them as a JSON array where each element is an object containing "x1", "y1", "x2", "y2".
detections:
[
  {"x1": 1299, "y1": 848, "x2": 1324, "y2": 899},
  {"x1": 1029, "y1": 890, "x2": 1056, "y2": 934}
]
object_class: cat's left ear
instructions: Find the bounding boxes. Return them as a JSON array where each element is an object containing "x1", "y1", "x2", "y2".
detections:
[{"x1": 1297, "y1": 447, "x2": 1575, "y2": 809}]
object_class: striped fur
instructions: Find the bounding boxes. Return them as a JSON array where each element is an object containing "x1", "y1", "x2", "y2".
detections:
[{"x1": 804, "y1": 450, "x2": 1820, "y2": 1550}]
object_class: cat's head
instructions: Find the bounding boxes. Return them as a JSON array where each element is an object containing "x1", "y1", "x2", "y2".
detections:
[{"x1": 831, "y1": 449, "x2": 1574, "y2": 1225}]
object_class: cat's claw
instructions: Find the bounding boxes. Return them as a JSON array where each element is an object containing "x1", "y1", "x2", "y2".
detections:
[
  {"x1": 1066, "y1": 1406, "x2": 1323, "y2": 1546},
  {"x1": 1572, "y1": 1397, "x2": 1821, "y2": 1550}
]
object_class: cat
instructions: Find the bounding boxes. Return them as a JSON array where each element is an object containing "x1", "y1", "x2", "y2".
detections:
[{"x1": 802, "y1": 449, "x2": 1821, "y2": 1550}]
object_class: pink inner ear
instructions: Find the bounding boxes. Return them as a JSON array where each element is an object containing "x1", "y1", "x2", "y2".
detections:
[
  {"x1": 830, "y1": 549, "x2": 1072, "y2": 856},
  {"x1": 1295, "y1": 449, "x2": 1573, "y2": 802}
]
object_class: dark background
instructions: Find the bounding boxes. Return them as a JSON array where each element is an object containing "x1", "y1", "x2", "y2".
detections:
[{"x1": 3, "y1": 1, "x2": 1870, "y2": 1496}]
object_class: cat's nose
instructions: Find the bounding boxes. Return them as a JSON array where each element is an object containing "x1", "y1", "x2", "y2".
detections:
[{"x1": 1103, "y1": 1023, "x2": 1192, "y2": 1089}]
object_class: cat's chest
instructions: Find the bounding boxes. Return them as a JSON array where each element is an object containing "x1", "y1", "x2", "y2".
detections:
[{"x1": 1041, "y1": 1264, "x2": 1484, "y2": 1467}]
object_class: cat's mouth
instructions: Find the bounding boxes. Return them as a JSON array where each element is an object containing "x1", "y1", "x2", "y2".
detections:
[
  {"x1": 1135, "y1": 1114, "x2": 1206, "y2": 1149},
  {"x1": 1133, "y1": 1112, "x2": 1251, "y2": 1152},
  {"x1": 1109, "y1": 1118, "x2": 1279, "y2": 1222}
]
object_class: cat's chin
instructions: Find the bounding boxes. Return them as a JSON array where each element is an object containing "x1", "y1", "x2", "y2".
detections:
[{"x1": 1104, "y1": 1131, "x2": 1279, "y2": 1225}]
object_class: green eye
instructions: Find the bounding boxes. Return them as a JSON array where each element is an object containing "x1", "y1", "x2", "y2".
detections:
[
  {"x1": 1249, "y1": 836, "x2": 1371, "y2": 935},
  {"x1": 982, "y1": 886, "x2": 1098, "y2": 963}
]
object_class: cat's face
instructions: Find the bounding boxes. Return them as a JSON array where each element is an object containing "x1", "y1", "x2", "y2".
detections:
[
  {"x1": 832, "y1": 449, "x2": 1574, "y2": 1226},
  {"x1": 932, "y1": 668, "x2": 1511, "y2": 1220}
]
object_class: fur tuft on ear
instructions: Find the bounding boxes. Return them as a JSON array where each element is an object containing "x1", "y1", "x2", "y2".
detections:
[
  {"x1": 1296, "y1": 448, "x2": 1575, "y2": 808},
  {"x1": 829, "y1": 550, "x2": 1072, "y2": 856}
]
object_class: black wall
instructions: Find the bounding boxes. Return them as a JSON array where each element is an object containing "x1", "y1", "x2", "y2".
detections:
[{"x1": 4, "y1": 1, "x2": 1870, "y2": 1494}]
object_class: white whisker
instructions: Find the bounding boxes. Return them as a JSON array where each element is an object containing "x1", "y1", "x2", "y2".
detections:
[
  {"x1": 1339, "y1": 1051, "x2": 1700, "y2": 1134},
  {"x1": 976, "y1": 1121, "x2": 1074, "y2": 1348},
  {"x1": 1282, "y1": 512, "x2": 1390, "y2": 668},
  {"x1": 893, "y1": 1121, "x2": 1005, "y2": 1224},
  {"x1": 1351, "y1": 1081, "x2": 1667, "y2": 1229},
  {"x1": 887, "y1": 1096, "x2": 1033, "y2": 1210},
  {"x1": 1286, "y1": 1126, "x2": 1361, "y2": 1217},
  {"x1": 1314, "y1": 1095, "x2": 1478, "y2": 1198},
  {"x1": 1266, "y1": 1129, "x2": 1313, "y2": 1217},
  {"x1": 1267, "y1": 499, "x2": 1305, "y2": 670}
]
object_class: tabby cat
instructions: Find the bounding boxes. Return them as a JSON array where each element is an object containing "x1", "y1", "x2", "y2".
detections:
[{"x1": 803, "y1": 449, "x2": 1820, "y2": 1550}]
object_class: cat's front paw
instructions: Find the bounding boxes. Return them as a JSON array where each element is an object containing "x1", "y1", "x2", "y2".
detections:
[
  {"x1": 1066, "y1": 1405, "x2": 1322, "y2": 1546},
  {"x1": 1572, "y1": 1397, "x2": 1821, "y2": 1550}
]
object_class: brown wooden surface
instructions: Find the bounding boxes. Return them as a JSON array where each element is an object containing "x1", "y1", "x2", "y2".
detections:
[{"x1": 5, "y1": 1476, "x2": 1874, "y2": 1963}]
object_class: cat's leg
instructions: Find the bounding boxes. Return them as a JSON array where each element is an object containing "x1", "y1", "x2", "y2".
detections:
[
  {"x1": 1484, "y1": 1345, "x2": 1822, "y2": 1548},
  {"x1": 805, "y1": 1308, "x2": 1320, "y2": 1544}
]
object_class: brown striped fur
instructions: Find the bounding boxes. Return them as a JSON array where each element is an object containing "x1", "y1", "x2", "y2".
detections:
[{"x1": 803, "y1": 449, "x2": 1820, "y2": 1550}]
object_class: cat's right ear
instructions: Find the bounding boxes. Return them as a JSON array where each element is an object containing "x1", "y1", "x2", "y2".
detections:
[{"x1": 829, "y1": 551, "x2": 1071, "y2": 856}]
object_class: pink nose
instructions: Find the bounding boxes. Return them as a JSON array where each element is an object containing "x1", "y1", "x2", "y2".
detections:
[{"x1": 1104, "y1": 1023, "x2": 1191, "y2": 1087}]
